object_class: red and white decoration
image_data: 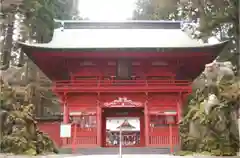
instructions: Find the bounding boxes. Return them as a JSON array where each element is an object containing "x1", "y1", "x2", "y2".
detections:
[
  {"x1": 106, "y1": 117, "x2": 140, "y2": 131},
  {"x1": 103, "y1": 97, "x2": 143, "y2": 107}
]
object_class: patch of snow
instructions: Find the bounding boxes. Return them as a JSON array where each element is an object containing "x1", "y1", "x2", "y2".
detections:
[{"x1": 208, "y1": 37, "x2": 220, "y2": 44}]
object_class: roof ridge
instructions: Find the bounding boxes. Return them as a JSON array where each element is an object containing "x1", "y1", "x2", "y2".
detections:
[
  {"x1": 54, "y1": 19, "x2": 183, "y2": 23},
  {"x1": 54, "y1": 19, "x2": 182, "y2": 30},
  {"x1": 117, "y1": 119, "x2": 135, "y2": 128}
]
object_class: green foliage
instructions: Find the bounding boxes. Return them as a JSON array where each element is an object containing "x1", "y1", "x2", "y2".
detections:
[
  {"x1": 18, "y1": 0, "x2": 77, "y2": 42},
  {"x1": 178, "y1": 76, "x2": 239, "y2": 156},
  {"x1": 133, "y1": 0, "x2": 239, "y2": 62},
  {"x1": 1, "y1": 0, "x2": 78, "y2": 69},
  {"x1": 180, "y1": 0, "x2": 238, "y2": 61},
  {"x1": 133, "y1": 0, "x2": 179, "y2": 20},
  {"x1": 0, "y1": 79, "x2": 58, "y2": 155}
]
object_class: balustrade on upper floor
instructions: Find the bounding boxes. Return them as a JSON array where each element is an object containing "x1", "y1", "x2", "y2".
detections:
[{"x1": 53, "y1": 77, "x2": 192, "y2": 93}]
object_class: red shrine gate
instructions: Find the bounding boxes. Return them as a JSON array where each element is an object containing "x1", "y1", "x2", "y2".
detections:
[
  {"x1": 56, "y1": 91, "x2": 188, "y2": 150},
  {"x1": 19, "y1": 20, "x2": 228, "y2": 151}
]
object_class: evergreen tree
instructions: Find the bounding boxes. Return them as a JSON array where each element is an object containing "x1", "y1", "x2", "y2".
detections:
[
  {"x1": 178, "y1": 62, "x2": 239, "y2": 155},
  {"x1": 0, "y1": 78, "x2": 58, "y2": 155}
]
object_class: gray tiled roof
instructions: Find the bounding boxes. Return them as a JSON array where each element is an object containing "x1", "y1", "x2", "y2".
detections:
[{"x1": 18, "y1": 20, "x2": 224, "y2": 49}]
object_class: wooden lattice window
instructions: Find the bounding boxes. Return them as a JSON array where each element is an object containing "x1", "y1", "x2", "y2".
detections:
[
  {"x1": 149, "y1": 115, "x2": 177, "y2": 127},
  {"x1": 71, "y1": 115, "x2": 97, "y2": 128}
]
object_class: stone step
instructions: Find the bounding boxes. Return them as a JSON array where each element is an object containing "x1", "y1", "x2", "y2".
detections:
[{"x1": 60, "y1": 147, "x2": 179, "y2": 155}]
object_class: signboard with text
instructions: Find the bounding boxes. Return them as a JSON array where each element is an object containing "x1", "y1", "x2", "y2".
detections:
[{"x1": 60, "y1": 124, "x2": 71, "y2": 138}]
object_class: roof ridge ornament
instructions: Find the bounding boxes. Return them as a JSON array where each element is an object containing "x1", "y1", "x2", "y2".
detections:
[{"x1": 53, "y1": 19, "x2": 65, "y2": 31}]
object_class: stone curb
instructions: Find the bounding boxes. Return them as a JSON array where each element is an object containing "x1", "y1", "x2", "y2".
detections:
[
  {"x1": 0, "y1": 154, "x2": 75, "y2": 158},
  {"x1": 0, "y1": 155, "x2": 240, "y2": 158}
]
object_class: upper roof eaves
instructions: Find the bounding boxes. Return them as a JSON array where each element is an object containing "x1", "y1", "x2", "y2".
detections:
[{"x1": 18, "y1": 20, "x2": 227, "y2": 50}]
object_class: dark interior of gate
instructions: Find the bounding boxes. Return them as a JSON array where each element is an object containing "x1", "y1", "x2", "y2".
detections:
[{"x1": 19, "y1": 21, "x2": 228, "y2": 152}]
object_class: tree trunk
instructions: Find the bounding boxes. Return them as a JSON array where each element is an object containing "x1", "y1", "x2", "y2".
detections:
[{"x1": 1, "y1": 23, "x2": 13, "y2": 69}]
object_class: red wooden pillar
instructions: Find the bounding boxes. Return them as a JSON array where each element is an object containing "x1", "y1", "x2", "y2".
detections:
[
  {"x1": 177, "y1": 93, "x2": 184, "y2": 122},
  {"x1": 63, "y1": 102, "x2": 69, "y2": 123},
  {"x1": 72, "y1": 123, "x2": 77, "y2": 153},
  {"x1": 169, "y1": 123, "x2": 173, "y2": 153},
  {"x1": 62, "y1": 98, "x2": 69, "y2": 147},
  {"x1": 96, "y1": 101, "x2": 102, "y2": 146},
  {"x1": 144, "y1": 101, "x2": 149, "y2": 146},
  {"x1": 177, "y1": 102, "x2": 182, "y2": 123},
  {"x1": 167, "y1": 115, "x2": 175, "y2": 154},
  {"x1": 102, "y1": 114, "x2": 106, "y2": 147},
  {"x1": 140, "y1": 114, "x2": 145, "y2": 146},
  {"x1": 177, "y1": 94, "x2": 183, "y2": 148}
]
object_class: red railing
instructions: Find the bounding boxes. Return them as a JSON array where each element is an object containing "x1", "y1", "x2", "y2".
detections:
[
  {"x1": 53, "y1": 79, "x2": 192, "y2": 93},
  {"x1": 54, "y1": 79, "x2": 191, "y2": 87},
  {"x1": 62, "y1": 124, "x2": 98, "y2": 149},
  {"x1": 149, "y1": 126, "x2": 179, "y2": 150}
]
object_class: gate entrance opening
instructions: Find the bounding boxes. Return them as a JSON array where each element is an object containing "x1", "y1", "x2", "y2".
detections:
[{"x1": 102, "y1": 108, "x2": 144, "y2": 147}]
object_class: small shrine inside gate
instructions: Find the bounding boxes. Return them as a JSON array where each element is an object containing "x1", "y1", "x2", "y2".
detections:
[{"x1": 19, "y1": 20, "x2": 228, "y2": 150}]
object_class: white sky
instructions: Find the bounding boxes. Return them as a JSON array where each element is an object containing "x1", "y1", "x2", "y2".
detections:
[{"x1": 78, "y1": 0, "x2": 137, "y2": 20}]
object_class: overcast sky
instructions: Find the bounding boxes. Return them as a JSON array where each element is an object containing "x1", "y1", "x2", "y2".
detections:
[{"x1": 78, "y1": 0, "x2": 137, "y2": 20}]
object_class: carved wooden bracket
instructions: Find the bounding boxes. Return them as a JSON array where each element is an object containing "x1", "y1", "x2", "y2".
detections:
[{"x1": 103, "y1": 97, "x2": 143, "y2": 108}]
